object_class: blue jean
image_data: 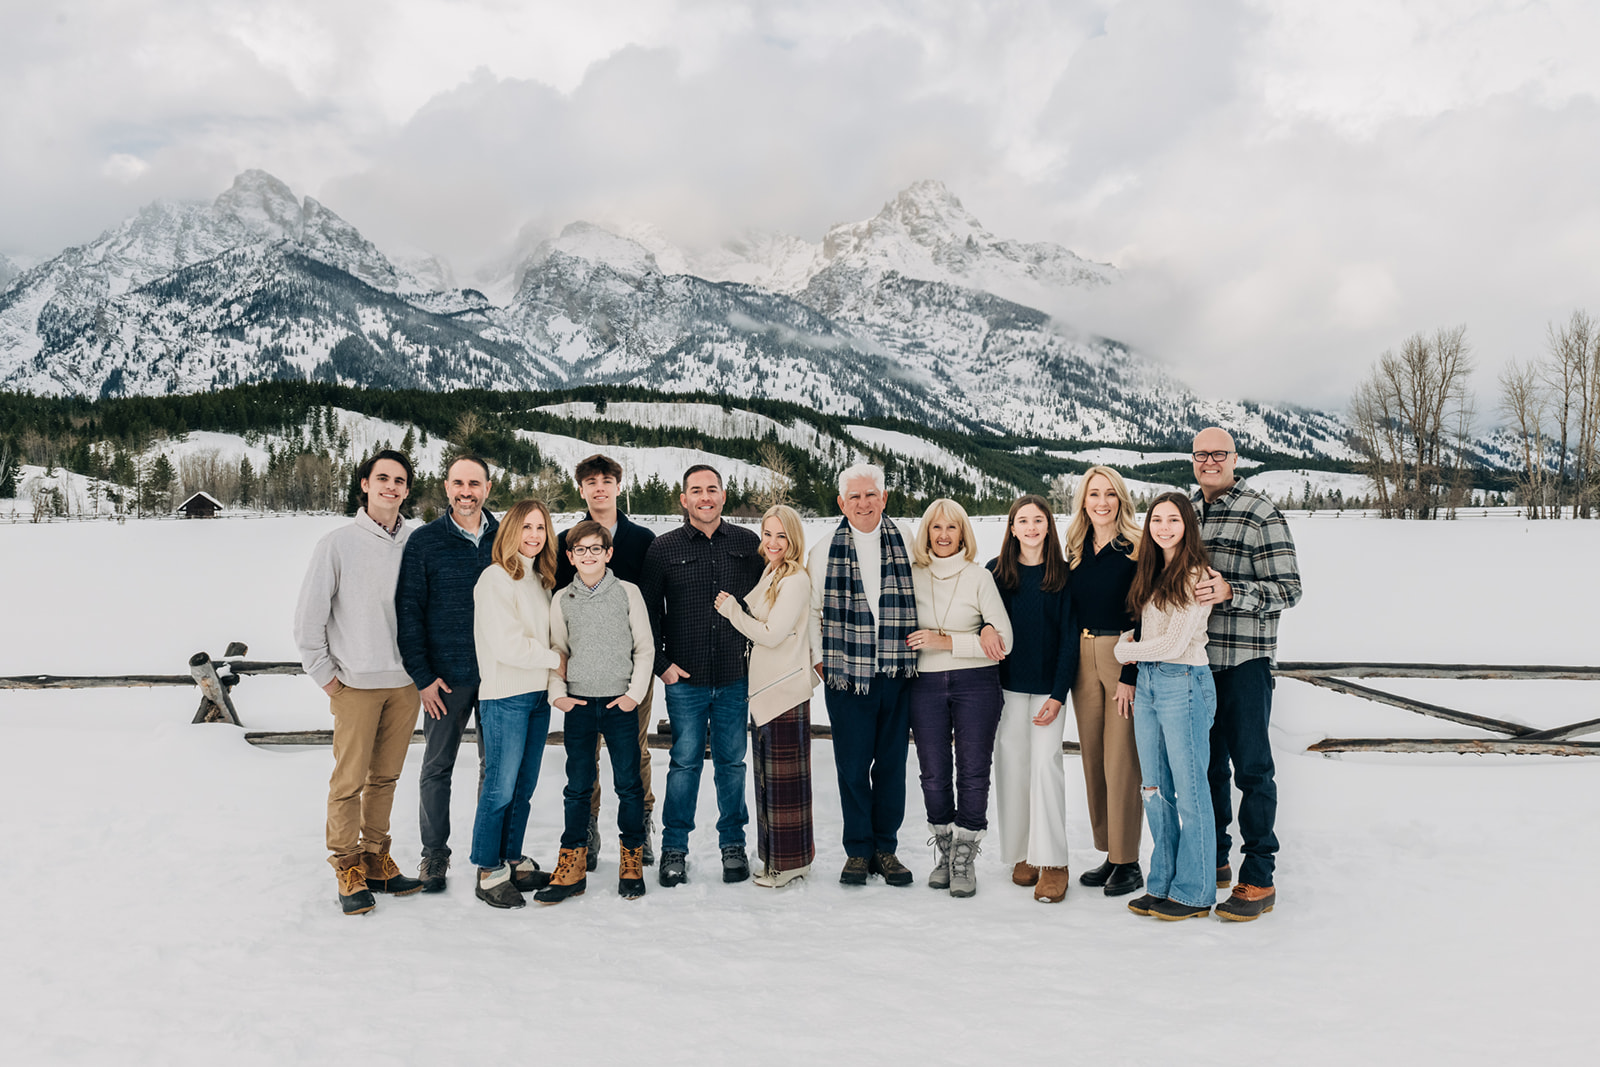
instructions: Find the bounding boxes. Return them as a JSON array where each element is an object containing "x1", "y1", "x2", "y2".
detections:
[
  {"x1": 907, "y1": 667, "x2": 1003, "y2": 831},
  {"x1": 1210, "y1": 657, "x2": 1278, "y2": 887},
  {"x1": 823, "y1": 675, "x2": 911, "y2": 857},
  {"x1": 1134, "y1": 662, "x2": 1217, "y2": 908},
  {"x1": 561, "y1": 698, "x2": 645, "y2": 850},
  {"x1": 468, "y1": 691, "x2": 551, "y2": 869},
  {"x1": 661, "y1": 679, "x2": 750, "y2": 853}
]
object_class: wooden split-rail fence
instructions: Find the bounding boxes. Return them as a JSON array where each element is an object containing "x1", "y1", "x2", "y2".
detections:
[{"x1": 4, "y1": 643, "x2": 1600, "y2": 757}]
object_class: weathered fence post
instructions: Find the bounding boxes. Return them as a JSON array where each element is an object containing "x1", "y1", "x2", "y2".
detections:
[{"x1": 189, "y1": 652, "x2": 242, "y2": 726}]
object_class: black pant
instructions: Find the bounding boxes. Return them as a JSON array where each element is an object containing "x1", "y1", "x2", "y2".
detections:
[
  {"x1": 823, "y1": 676, "x2": 911, "y2": 858},
  {"x1": 561, "y1": 698, "x2": 645, "y2": 851},
  {"x1": 418, "y1": 682, "x2": 482, "y2": 858},
  {"x1": 1208, "y1": 658, "x2": 1278, "y2": 887}
]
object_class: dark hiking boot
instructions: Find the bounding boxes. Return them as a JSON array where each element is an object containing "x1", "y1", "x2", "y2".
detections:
[
  {"x1": 642, "y1": 813, "x2": 656, "y2": 867},
  {"x1": 619, "y1": 844, "x2": 647, "y2": 899},
  {"x1": 335, "y1": 862, "x2": 375, "y2": 916},
  {"x1": 1151, "y1": 898, "x2": 1212, "y2": 921},
  {"x1": 533, "y1": 847, "x2": 588, "y2": 904},
  {"x1": 839, "y1": 856, "x2": 869, "y2": 885},
  {"x1": 510, "y1": 855, "x2": 551, "y2": 892},
  {"x1": 418, "y1": 853, "x2": 449, "y2": 893},
  {"x1": 363, "y1": 852, "x2": 423, "y2": 895},
  {"x1": 870, "y1": 851, "x2": 914, "y2": 887},
  {"x1": 586, "y1": 814, "x2": 601, "y2": 871},
  {"x1": 1127, "y1": 893, "x2": 1164, "y2": 916},
  {"x1": 1078, "y1": 859, "x2": 1114, "y2": 888},
  {"x1": 476, "y1": 865, "x2": 525, "y2": 909},
  {"x1": 658, "y1": 848, "x2": 688, "y2": 887},
  {"x1": 1216, "y1": 884, "x2": 1276, "y2": 922},
  {"x1": 1104, "y1": 862, "x2": 1145, "y2": 898},
  {"x1": 1217, "y1": 863, "x2": 1233, "y2": 889},
  {"x1": 721, "y1": 844, "x2": 751, "y2": 883}
]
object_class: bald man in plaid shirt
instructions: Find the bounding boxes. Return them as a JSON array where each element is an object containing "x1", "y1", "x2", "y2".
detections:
[{"x1": 1190, "y1": 427, "x2": 1302, "y2": 922}]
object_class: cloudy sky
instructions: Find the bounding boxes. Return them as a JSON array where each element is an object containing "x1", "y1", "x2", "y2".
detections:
[{"x1": 2, "y1": 0, "x2": 1597, "y2": 410}]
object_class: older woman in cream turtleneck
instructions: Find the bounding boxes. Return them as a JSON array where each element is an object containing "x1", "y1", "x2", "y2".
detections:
[{"x1": 905, "y1": 498, "x2": 1012, "y2": 897}]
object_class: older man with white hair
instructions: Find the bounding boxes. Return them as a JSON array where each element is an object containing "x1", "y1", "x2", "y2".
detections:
[{"x1": 808, "y1": 463, "x2": 920, "y2": 887}]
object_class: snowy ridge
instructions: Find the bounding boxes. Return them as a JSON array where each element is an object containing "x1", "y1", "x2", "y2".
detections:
[
  {"x1": 534, "y1": 400, "x2": 864, "y2": 463},
  {"x1": 514, "y1": 429, "x2": 782, "y2": 493},
  {"x1": 844, "y1": 425, "x2": 1013, "y2": 498}
]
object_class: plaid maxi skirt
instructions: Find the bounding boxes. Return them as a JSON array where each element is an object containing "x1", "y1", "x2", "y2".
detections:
[{"x1": 753, "y1": 702, "x2": 815, "y2": 873}]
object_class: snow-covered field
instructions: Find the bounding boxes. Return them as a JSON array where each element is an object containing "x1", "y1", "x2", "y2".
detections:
[{"x1": 2, "y1": 513, "x2": 1597, "y2": 1064}]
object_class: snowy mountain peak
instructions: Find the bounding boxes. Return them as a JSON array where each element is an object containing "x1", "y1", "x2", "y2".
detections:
[
  {"x1": 213, "y1": 170, "x2": 304, "y2": 241},
  {"x1": 0, "y1": 252, "x2": 19, "y2": 293},
  {"x1": 532, "y1": 222, "x2": 661, "y2": 278}
]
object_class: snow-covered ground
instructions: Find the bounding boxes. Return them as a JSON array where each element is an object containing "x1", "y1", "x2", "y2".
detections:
[
  {"x1": 2, "y1": 513, "x2": 1596, "y2": 1064},
  {"x1": 845, "y1": 425, "x2": 1014, "y2": 496},
  {"x1": 514, "y1": 429, "x2": 781, "y2": 492}
]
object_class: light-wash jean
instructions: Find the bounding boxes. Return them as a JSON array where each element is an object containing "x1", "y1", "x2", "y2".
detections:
[{"x1": 1133, "y1": 662, "x2": 1218, "y2": 908}]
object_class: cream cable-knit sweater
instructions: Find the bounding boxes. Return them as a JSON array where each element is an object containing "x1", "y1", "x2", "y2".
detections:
[
  {"x1": 1113, "y1": 579, "x2": 1212, "y2": 668},
  {"x1": 910, "y1": 553, "x2": 1013, "y2": 673},
  {"x1": 473, "y1": 557, "x2": 563, "y2": 701}
]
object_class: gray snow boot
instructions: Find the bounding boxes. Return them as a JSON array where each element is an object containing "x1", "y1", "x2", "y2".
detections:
[
  {"x1": 948, "y1": 827, "x2": 985, "y2": 898},
  {"x1": 927, "y1": 822, "x2": 954, "y2": 890}
]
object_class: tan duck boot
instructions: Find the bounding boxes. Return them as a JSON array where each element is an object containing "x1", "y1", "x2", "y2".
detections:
[
  {"x1": 619, "y1": 843, "x2": 647, "y2": 899},
  {"x1": 533, "y1": 846, "x2": 588, "y2": 904}
]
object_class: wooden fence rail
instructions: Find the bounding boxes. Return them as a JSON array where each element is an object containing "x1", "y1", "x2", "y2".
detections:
[{"x1": 5, "y1": 647, "x2": 1597, "y2": 756}]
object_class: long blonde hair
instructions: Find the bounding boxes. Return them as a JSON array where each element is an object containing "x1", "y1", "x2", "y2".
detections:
[
  {"x1": 492, "y1": 499, "x2": 557, "y2": 589},
  {"x1": 760, "y1": 504, "x2": 807, "y2": 607},
  {"x1": 911, "y1": 498, "x2": 977, "y2": 567},
  {"x1": 1065, "y1": 466, "x2": 1141, "y2": 568}
]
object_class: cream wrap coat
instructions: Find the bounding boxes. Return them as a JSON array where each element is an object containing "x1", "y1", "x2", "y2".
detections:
[{"x1": 716, "y1": 567, "x2": 819, "y2": 726}]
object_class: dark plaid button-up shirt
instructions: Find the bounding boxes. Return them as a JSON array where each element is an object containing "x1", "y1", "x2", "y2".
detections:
[
  {"x1": 1190, "y1": 478, "x2": 1302, "y2": 669},
  {"x1": 640, "y1": 519, "x2": 765, "y2": 686}
]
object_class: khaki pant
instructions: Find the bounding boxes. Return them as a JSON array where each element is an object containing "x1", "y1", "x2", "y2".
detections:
[
  {"x1": 590, "y1": 682, "x2": 656, "y2": 817},
  {"x1": 326, "y1": 683, "x2": 420, "y2": 866},
  {"x1": 1071, "y1": 636, "x2": 1143, "y2": 865}
]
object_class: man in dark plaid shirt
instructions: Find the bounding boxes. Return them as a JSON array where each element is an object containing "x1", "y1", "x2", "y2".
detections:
[
  {"x1": 639, "y1": 464, "x2": 764, "y2": 888},
  {"x1": 1191, "y1": 427, "x2": 1302, "y2": 922}
]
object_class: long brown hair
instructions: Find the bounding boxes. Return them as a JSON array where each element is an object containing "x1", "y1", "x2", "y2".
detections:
[
  {"x1": 1126, "y1": 492, "x2": 1209, "y2": 615},
  {"x1": 1066, "y1": 465, "x2": 1142, "y2": 568},
  {"x1": 993, "y1": 494, "x2": 1067, "y2": 594},
  {"x1": 492, "y1": 499, "x2": 558, "y2": 589}
]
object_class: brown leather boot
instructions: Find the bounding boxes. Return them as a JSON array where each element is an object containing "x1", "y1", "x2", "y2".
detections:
[
  {"x1": 334, "y1": 858, "x2": 375, "y2": 916},
  {"x1": 1012, "y1": 861, "x2": 1039, "y2": 887},
  {"x1": 533, "y1": 847, "x2": 588, "y2": 904},
  {"x1": 619, "y1": 844, "x2": 647, "y2": 899},
  {"x1": 363, "y1": 851, "x2": 423, "y2": 895},
  {"x1": 1033, "y1": 866, "x2": 1070, "y2": 903}
]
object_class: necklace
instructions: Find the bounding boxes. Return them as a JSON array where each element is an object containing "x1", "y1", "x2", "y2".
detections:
[{"x1": 931, "y1": 566, "x2": 962, "y2": 635}]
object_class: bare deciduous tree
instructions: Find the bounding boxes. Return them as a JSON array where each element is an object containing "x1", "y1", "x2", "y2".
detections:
[
  {"x1": 1498, "y1": 359, "x2": 1551, "y2": 518},
  {"x1": 1349, "y1": 325, "x2": 1475, "y2": 519},
  {"x1": 751, "y1": 441, "x2": 794, "y2": 511}
]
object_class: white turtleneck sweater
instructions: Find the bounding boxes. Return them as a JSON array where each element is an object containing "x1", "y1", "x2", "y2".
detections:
[{"x1": 909, "y1": 553, "x2": 1013, "y2": 673}]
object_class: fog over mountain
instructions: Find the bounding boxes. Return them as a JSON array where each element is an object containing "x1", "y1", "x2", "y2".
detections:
[{"x1": 2, "y1": 170, "x2": 1357, "y2": 456}]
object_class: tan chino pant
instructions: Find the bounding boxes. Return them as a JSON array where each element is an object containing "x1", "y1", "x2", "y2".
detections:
[
  {"x1": 1071, "y1": 635, "x2": 1143, "y2": 865},
  {"x1": 326, "y1": 683, "x2": 421, "y2": 866}
]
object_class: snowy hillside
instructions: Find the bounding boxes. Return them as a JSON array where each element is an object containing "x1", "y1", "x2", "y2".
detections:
[{"x1": 0, "y1": 171, "x2": 1363, "y2": 458}]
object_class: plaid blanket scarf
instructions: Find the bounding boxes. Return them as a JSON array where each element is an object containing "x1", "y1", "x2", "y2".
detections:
[{"x1": 821, "y1": 517, "x2": 918, "y2": 693}]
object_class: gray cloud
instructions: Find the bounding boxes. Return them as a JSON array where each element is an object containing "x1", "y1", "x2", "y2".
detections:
[{"x1": 2, "y1": 0, "x2": 1597, "y2": 413}]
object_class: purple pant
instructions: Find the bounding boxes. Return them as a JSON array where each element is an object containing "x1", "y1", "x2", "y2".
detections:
[{"x1": 908, "y1": 666, "x2": 1004, "y2": 831}]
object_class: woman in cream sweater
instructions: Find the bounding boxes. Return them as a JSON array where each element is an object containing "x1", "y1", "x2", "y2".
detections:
[
  {"x1": 469, "y1": 498, "x2": 565, "y2": 909},
  {"x1": 906, "y1": 498, "x2": 1012, "y2": 897},
  {"x1": 715, "y1": 504, "x2": 818, "y2": 887}
]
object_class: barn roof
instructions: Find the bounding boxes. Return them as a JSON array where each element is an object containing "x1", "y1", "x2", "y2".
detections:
[{"x1": 176, "y1": 491, "x2": 225, "y2": 512}]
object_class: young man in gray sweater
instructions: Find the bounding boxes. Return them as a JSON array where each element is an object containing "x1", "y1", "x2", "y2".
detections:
[
  {"x1": 294, "y1": 450, "x2": 425, "y2": 915},
  {"x1": 539, "y1": 521, "x2": 655, "y2": 903}
]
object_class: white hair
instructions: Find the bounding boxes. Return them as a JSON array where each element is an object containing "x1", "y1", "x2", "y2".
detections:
[{"x1": 837, "y1": 463, "x2": 886, "y2": 497}]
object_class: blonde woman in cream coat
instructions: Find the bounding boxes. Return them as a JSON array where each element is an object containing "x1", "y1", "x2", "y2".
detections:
[
  {"x1": 715, "y1": 504, "x2": 819, "y2": 887},
  {"x1": 906, "y1": 498, "x2": 1012, "y2": 897}
]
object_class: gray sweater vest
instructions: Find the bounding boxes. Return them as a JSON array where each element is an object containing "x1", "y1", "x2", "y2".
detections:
[{"x1": 559, "y1": 572, "x2": 637, "y2": 698}]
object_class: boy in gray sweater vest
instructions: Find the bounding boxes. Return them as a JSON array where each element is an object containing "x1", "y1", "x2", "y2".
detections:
[{"x1": 540, "y1": 521, "x2": 655, "y2": 902}]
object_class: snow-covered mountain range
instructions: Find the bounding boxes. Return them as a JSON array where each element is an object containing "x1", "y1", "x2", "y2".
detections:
[{"x1": 0, "y1": 171, "x2": 1354, "y2": 458}]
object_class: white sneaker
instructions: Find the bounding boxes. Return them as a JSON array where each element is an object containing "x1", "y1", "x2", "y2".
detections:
[{"x1": 752, "y1": 864, "x2": 811, "y2": 888}]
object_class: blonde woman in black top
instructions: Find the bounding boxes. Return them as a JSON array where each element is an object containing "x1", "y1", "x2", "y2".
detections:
[{"x1": 1064, "y1": 466, "x2": 1146, "y2": 897}]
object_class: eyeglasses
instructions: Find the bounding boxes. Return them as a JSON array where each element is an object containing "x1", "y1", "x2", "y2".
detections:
[
  {"x1": 1192, "y1": 450, "x2": 1235, "y2": 463},
  {"x1": 569, "y1": 545, "x2": 608, "y2": 557}
]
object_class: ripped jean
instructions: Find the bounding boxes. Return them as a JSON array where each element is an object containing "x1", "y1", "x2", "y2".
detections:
[{"x1": 1133, "y1": 662, "x2": 1217, "y2": 908}]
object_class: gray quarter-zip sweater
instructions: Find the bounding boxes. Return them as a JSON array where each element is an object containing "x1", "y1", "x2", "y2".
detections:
[{"x1": 295, "y1": 509, "x2": 414, "y2": 690}]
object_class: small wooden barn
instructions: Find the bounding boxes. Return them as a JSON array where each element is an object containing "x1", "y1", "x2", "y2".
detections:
[{"x1": 176, "y1": 491, "x2": 225, "y2": 519}]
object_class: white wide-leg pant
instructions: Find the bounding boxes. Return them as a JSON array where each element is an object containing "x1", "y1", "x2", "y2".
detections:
[{"x1": 993, "y1": 690, "x2": 1069, "y2": 867}]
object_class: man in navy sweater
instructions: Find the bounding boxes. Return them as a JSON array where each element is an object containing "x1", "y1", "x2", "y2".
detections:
[
  {"x1": 396, "y1": 455, "x2": 499, "y2": 892},
  {"x1": 555, "y1": 454, "x2": 659, "y2": 869}
]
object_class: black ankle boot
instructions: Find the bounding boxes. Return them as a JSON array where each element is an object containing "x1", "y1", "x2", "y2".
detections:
[{"x1": 1103, "y1": 861, "x2": 1145, "y2": 897}]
